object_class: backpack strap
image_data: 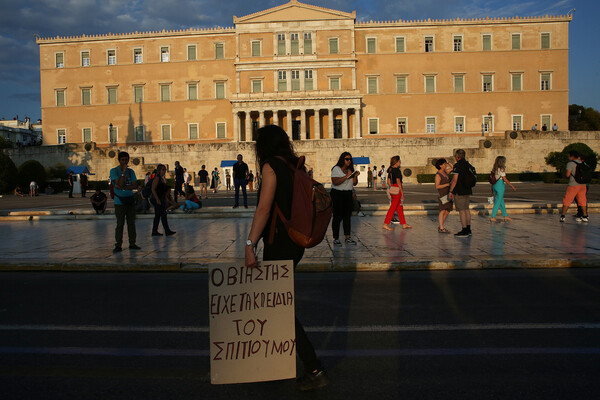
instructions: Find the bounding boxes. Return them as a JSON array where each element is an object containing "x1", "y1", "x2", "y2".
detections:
[{"x1": 267, "y1": 204, "x2": 288, "y2": 245}]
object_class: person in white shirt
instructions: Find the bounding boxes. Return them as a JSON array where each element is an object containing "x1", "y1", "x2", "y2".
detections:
[
  {"x1": 330, "y1": 152, "x2": 360, "y2": 246},
  {"x1": 490, "y1": 156, "x2": 516, "y2": 222}
]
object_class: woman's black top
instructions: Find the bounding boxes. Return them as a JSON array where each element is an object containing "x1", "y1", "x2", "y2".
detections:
[
  {"x1": 259, "y1": 157, "x2": 304, "y2": 267},
  {"x1": 154, "y1": 177, "x2": 169, "y2": 200},
  {"x1": 388, "y1": 167, "x2": 403, "y2": 185}
]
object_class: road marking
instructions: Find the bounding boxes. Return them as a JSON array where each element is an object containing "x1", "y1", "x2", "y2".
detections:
[
  {"x1": 0, "y1": 346, "x2": 599, "y2": 357},
  {"x1": 1, "y1": 322, "x2": 599, "y2": 333}
]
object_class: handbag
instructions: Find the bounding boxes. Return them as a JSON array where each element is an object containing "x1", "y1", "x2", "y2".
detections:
[{"x1": 389, "y1": 186, "x2": 400, "y2": 196}]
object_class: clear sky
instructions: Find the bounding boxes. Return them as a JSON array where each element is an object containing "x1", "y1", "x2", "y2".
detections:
[{"x1": 0, "y1": 0, "x2": 595, "y2": 122}]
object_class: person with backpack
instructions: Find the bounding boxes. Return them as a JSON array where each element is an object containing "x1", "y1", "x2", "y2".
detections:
[
  {"x1": 150, "y1": 164, "x2": 176, "y2": 236},
  {"x1": 331, "y1": 152, "x2": 360, "y2": 246},
  {"x1": 574, "y1": 154, "x2": 591, "y2": 220},
  {"x1": 449, "y1": 149, "x2": 476, "y2": 238},
  {"x1": 489, "y1": 156, "x2": 516, "y2": 223},
  {"x1": 560, "y1": 150, "x2": 589, "y2": 223},
  {"x1": 245, "y1": 125, "x2": 328, "y2": 391}
]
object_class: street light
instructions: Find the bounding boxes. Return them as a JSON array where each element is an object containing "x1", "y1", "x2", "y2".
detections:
[
  {"x1": 109, "y1": 123, "x2": 114, "y2": 143},
  {"x1": 487, "y1": 112, "x2": 492, "y2": 135}
]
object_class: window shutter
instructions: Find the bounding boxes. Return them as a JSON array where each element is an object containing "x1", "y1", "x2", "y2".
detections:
[
  {"x1": 369, "y1": 119, "x2": 378, "y2": 134},
  {"x1": 162, "y1": 125, "x2": 171, "y2": 140},
  {"x1": 304, "y1": 37, "x2": 312, "y2": 54},
  {"x1": 512, "y1": 74, "x2": 521, "y2": 91},
  {"x1": 396, "y1": 37, "x2": 405, "y2": 53},
  {"x1": 541, "y1": 33, "x2": 550, "y2": 49},
  {"x1": 426, "y1": 76, "x2": 435, "y2": 93},
  {"x1": 189, "y1": 124, "x2": 198, "y2": 139},
  {"x1": 512, "y1": 34, "x2": 520, "y2": 50},
  {"x1": 215, "y1": 44, "x2": 224, "y2": 59},
  {"x1": 454, "y1": 75, "x2": 464, "y2": 93},
  {"x1": 216, "y1": 83, "x2": 225, "y2": 98},
  {"x1": 251, "y1": 42, "x2": 260, "y2": 56},
  {"x1": 368, "y1": 77, "x2": 377, "y2": 94},
  {"x1": 367, "y1": 38, "x2": 376, "y2": 53},
  {"x1": 161, "y1": 85, "x2": 170, "y2": 101},
  {"x1": 83, "y1": 128, "x2": 92, "y2": 142},
  {"x1": 329, "y1": 38, "x2": 338, "y2": 54},
  {"x1": 188, "y1": 45, "x2": 196, "y2": 60},
  {"x1": 217, "y1": 124, "x2": 226, "y2": 138},
  {"x1": 252, "y1": 80, "x2": 261, "y2": 93},
  {"x1": 82, "y1": 89, "x2": 91, "y2": 105},
  {"x1": 134, "y1": 86, "x2": 143, "y2": 103},
  {"x1": 396, "y1": 77, "x2": 406, "y2": 93},
  {"x1": 108, "y1": 88, "x2": 117, "y2": 104},
  {"x1": 56, "y1": 53, "x2": 64, "y2": 67},
  {"x1": 482, "y1": 35, "x2": 491, "y2": 51}
]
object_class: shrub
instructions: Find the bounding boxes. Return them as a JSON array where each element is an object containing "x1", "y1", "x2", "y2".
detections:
[
  {"x1": 0, "y1": 137, "x2": 14, "y2": 149},
  {"x1": 17, "y1": 159, "x2": 47, "y2": 190},
  {"x1": 0, "y1": 153, "x2": 18, "y2": 193},
  {"x1": 545, "y1": 142, "x2": 598, "y2": 173},
  {"x1": 46, "y1": 163, "x2": 68, "y2": 180}
]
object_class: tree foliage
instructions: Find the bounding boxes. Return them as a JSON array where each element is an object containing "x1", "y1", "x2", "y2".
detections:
[
  {"x1": 569, "y1": 104, "x2": 600, "y2": 131},
  {"x1": 0, "y1": 153, "x2": 18, "y2": 193},
  {"x1": 545, "y1": 142, "x2": 598, "y2": 173},
  {"x1": 17, "y1": 159, "x2": 47, "y2": 190},
  {"x1": 0, "y1": 137, "x2": 14, "y2": 149},
  {"x1": 46, "y1": 163, "x2": 68, "y2": 180}
]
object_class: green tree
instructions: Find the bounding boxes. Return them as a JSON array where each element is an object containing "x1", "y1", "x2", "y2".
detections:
[
  {"x1": 17, "y1": 159, "x2": 47, "y2": 190},
  {"x1": 545, "y1": 142, "x2": 598, "y2": 173},
  {"x1": 0, "y1": 136, "x2": 14, "y2": 149},
  {"x1": 569, "y1": 104, "x2": 600, "y2": 131},
  {"x1": 0, "y1": 153, "x2": 18, "y2": 193},
  {"x1": 46, "y1": 163, "x2": 68, "y2": 180}
]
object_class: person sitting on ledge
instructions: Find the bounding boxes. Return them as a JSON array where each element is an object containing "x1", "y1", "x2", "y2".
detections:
[
  {"x1": 14, "y1": 186, "x2": 25, "y2": 197},
  {"x1": 90, "y1": 188, "x2": 107, "y2": 215}
]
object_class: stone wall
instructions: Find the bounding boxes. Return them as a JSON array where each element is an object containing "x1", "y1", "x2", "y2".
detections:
[{"x1": 3, "y1": 131, "x2": 600, "y2": 184}]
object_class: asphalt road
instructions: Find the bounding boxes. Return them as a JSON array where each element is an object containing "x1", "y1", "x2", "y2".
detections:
[
  {"x1": 1, "y1": 183, "x2": 598, "y2": 211},
  {"x1": 1, "y1": 269, "x2": 599, "y2": 399}
]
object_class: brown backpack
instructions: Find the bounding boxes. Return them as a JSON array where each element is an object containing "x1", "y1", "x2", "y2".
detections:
[{"x1": 268, "y1": 156, "x2": 333, "y2": 248}]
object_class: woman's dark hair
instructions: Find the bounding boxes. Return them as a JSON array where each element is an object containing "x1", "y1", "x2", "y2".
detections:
[
  {"x1": 186, "y1": 185, "x2": 195, "y2": 194},
  {"x1": 156, "y1": 164, "x2": 165, "y2": 172},
  {"x1": 334, "y1": 152, "x2": 354, "y2": 172},
  {"x1": 434, "y1": 158, "x2": 447, "y2": 170},
  {"x1": 387, "y1": 155, "x2": 400, "y2": 174},
  {"x1": 255, "y1": 125, "x2": 300, "y2": 169}
]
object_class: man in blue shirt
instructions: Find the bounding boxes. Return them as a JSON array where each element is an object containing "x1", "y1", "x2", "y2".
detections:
[{"x1": 109, "y1": 151, "x2": 140, "y2": 253}]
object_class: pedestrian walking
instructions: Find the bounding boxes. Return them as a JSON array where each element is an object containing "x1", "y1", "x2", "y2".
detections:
[
  {"x1": 198, "y1": 165, "x2": 209, "y2": 199},
  {"x1": 248, "y1": 170, "x2": 255, "y2": 192},
  {"x1": 372, "y1": 166, "x2": 378, "y2": 190},
  {"x1": 233, "y1": 154, "x2": 249, "y2": 209},
  {"x1": 109, "y1": 151, "x2": 140, "y2": 252},
  {"x1": 330, "y1": 152, "x2": 360, "y2": 245},
  {"x1": 150, "y1": 164, "x2": 176, "y2": 236},
  {"x1": 174, "y1": 161, "x2": 185, "y2": 202},
  {"x1": 68, "y1": 171, "x2": 74, "y2": 198},
  {"x1": 575, "y1": 154, "x2": 591, "y2": 220},
  {"x1": 80, "y1": 172, "x2": 88, "y2": 197},
  {"x1": 211, "y1": 168, "x2": 220, "y2": 193},
  {"x1": 560, "y1": 151, "x2": 590, "y2": 223},
  {"x1": 367, "y1": 166, "x2": 372, "y2": 188},
  {"x1": 226, "y1": 170, "x2": 231, "y2": 191},
  {"x1": 489, "y1": 156, "x2": 516, "y2": 222},
  {"x1": 29, "y1": 181, "x2": 38, "y2": 197},
  {"x1": 380, "y1": 165, "x2": 387, "y2": 189},
  {"x1": 434, "y1": 158, "x2": 453, "y2": 233},
  {"x1": 183, "y1": 168, "x2": 191, "y2": 192},
  {"x1": 245, "y1": 124, "x2": 327, "y2": 391},
  {"x1": 449, "y1": 149, "x2": 476, "y2": 237},
  {"x1": 382, "y1": 155, "x2": 411, "y2": 230}
]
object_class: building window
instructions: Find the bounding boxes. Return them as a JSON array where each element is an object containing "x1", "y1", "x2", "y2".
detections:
[
  {"x1": 215, "y1": 82, "x2": 225, "y2": 99},
  {"x1": 425, "y1": 76, "x2": 435, "y2": 93},
  {"x1": 541, "y1": 73, "x2": 551, "y2": 90},
  {"x1": 134, "y1": 48, "x2": 143, "y2": 63},
  {"x1": 367, "y1": 38, "x2": 376, "y2": 54},
  {"x1": 291, "y1": 70, "x2": 300, "y2": 91},
  {"x1": 290, "y1": 33, "x2": 299, "y2": 55},
  {"x1": 278, "y1": 71, "x2": 287, "y2": 91},
  {"x1": 483, "y1": 116, "x2": 493, "y2": 133},
  {"x1": 425, "y1": 36, "x2": 434, "y2": 52},
  {"x1": 512, "y1": 73, "x2": 522, "y2": 91},
  {"x1": 455, "y1": 116, "x2": 465, "y2": 133},
  {"x1": 160, "y1": 46, "x2": 169, "y2": 62},
  {"x1": 329, "y1": 38, "x2": 338, "y2": 54},
  {"x1": 367, "y1": 76, "x2": 378, "y2": 94},
  {"x1": 397, "y1": 118, "x2": 407, "y2": 134},
  {"x1": 81, "y1": 51, "x2": 90, "y2": 67},
  {"x1": 107, "y1": 49, "x2": 116, "y2": 65},
  {"x1": 55, "y1": 52, "x2": 64, "y2": 68},
  {"x1": 160, "y1": 84, "x2": 170, "y2": 102},
  {"x1": 304, "y1": 33, "x2": 312, "y2": 54},
  {"x1": 483, "y1": 75, "x2": 493, "y2": 92},
  {"x1": 541, "y1": 33, "x2": 551, "y2": 49},
  {"x1": 304, "y1": 70, "x2": 313, "y2": 90},
  {"x1": 109, "y1": 125, "x2": 118, "y2": 143},
  {"x1": 251, "y1": 41, "x2": 261, "y2": 57},
  {"x1": 216, "y1": 122, "x2": 226, "y2": 139},
  {"x1": 189, "y1": 123, "x2": 198, "y2": 139},
  {"x1": 541, "y1": 115, "x2": 551, "y2": 130},
  {"x1": 252, "y1": 79, "x2": 262, "y2": 93},
  {"x1": 57, "y1": 129, "x2": 66, "y2": 144},
  {"x1": 512, "y1": 115, "x2": 522, "y2": 130},
  {"x1": 368, "y1": 118, "x2": 378, "y2": 134},
  {"x1": 83, "y1": 128, "x2": 92, "y2": 143},
  {"x1": 187, "y1": 45, "x2": 197, "y2": 61},
  {"x1": 454, "y1": 75, "x2": 464, "y2": 93},
  {"x1": 329, "y1": 77, "x2": 340, "y2": 91},
  {"x1": 107, "y1": 87, "x2": 117, "y2": 104},
  {"x1": 511, "y1": 33, "x2": 521, "y2": 50},
  {"x1": 81, "y1": 88, "x2": 91, "y2": 105},
  {"x1": 396, "y1": 37, "x2": 405, "y2": 53},
  {"x1": 453, "y1": 36, "x2": 462, "y2": 52},
  {"x1": 482, "y1": 34, "x2": 492, "y2": 51},
  {"x1": 161, "y1": 125, "x2": 171, "y2": 140},
  {"x1": 215, "y1": 43, "x2": 224, "y2": 59},
  {"x1": 56, "y1": 89, "x2": 65, "y2": 106},
  {"x1": 134, "y1": 125, "x2": 145, "y2": 142},
  {"x1": 426, "y1": 117, "x2": 436, "y2": 133},
  {"x1": 134, "y1": 86, "x2": 143, "y2": 103},
  {"x1": 188, "y1": 83, "x2": 198, "y2": 100},
  {"x1": 396, "y1": 76, "x2": 407, "y2": 93},
  {"x1": 277, "y1": 33, "x2": 286, "y2": 55}
]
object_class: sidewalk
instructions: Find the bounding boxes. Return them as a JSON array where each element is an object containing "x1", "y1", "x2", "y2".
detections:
[{"x1": 1, "y1": 214, "x2": 598, "y2": 272}]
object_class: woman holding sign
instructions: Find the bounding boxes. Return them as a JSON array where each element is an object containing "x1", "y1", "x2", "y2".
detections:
[{"x1": 245, "y1": 125, "x2": 327, "y2": 392}]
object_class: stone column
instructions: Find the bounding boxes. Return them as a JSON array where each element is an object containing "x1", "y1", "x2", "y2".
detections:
[
  {"x1": 286, "y1": 110, "x2": 292, "y2": 137},
  {"x1": 273, "y1": 110, "x2": 279, "y2": 127},
  {"x1": 314, "y1": 109, "x2": 320, "y2": 139},
  {"x1": 328, "y1": 108, "x2": 333, "y2": 139},
  {"x1": 300, "y1": 109, "x2": 306, "y2": 140},
  {"x1": 245, "y1": 111, "x2": 252, "y2": 142},
  {"x1": 353, "y1": 108, "x2": 361, "y2": 138},
  {"x1": 259, "y1": 110, "x2": 265, "y2": 128},
  {"x1": 233, "y1": 111, "x2": 239, "y2": 142},
  {"x1": 342, "y1": 108, "x2": 348, "y2": 139}
]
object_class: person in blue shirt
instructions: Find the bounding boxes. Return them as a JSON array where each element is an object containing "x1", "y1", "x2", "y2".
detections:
[{"x1": 109, "y1": 151, "x2": 140, "y2": 253}]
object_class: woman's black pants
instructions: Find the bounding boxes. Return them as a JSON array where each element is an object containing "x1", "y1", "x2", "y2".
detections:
[{"x1": 331, "y1": 189, "x2": 353, "y2": 239}]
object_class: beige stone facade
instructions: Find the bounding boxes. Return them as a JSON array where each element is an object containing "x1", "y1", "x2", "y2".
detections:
[{"x1": 37, "y1": 0, "x2": 571, "y2": 147}]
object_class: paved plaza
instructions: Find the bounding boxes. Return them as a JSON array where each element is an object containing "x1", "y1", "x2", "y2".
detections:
[{"x1": 1, "y1": 213, "x2": 598, "y2": 271}]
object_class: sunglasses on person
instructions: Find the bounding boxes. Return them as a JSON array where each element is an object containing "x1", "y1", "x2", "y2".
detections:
[{"x1": 344, "y1": 157, "x2": 352, "y2": 161}]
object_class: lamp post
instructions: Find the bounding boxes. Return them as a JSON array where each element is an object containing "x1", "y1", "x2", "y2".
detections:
[
  {"x1": 487, "y1": 112, "x2": 492, "y2": 135},
  {"x1": 109, "y1": 123, "x2": 114, "y2": 144}
]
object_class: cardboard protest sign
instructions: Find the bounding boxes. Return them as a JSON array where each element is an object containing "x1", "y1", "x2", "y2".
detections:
[{"x1": 209, "y1": 260, "x2": 296, "y2": 384}]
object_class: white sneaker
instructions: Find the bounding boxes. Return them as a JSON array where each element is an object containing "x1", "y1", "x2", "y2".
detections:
[
  {"x1": 357, "y1": 211, "x2": 366, "y2": 217},
  {"x1": 333, "y1": 239, "x2": 342, "y2": 246}
]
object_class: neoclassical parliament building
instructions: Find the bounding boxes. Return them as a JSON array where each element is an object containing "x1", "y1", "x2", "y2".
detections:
[{"x1": 37, "y1": 0, "x2": 571, "y2": 146}]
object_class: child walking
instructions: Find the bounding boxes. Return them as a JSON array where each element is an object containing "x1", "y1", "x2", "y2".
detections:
[{"x1": 490, "y1": 156, "x2": 516, "y2": 222}]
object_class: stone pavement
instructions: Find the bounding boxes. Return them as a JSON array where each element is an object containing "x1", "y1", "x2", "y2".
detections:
[{"x1": 0, "y1": 214, "x2": 598, "y2": 271}]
